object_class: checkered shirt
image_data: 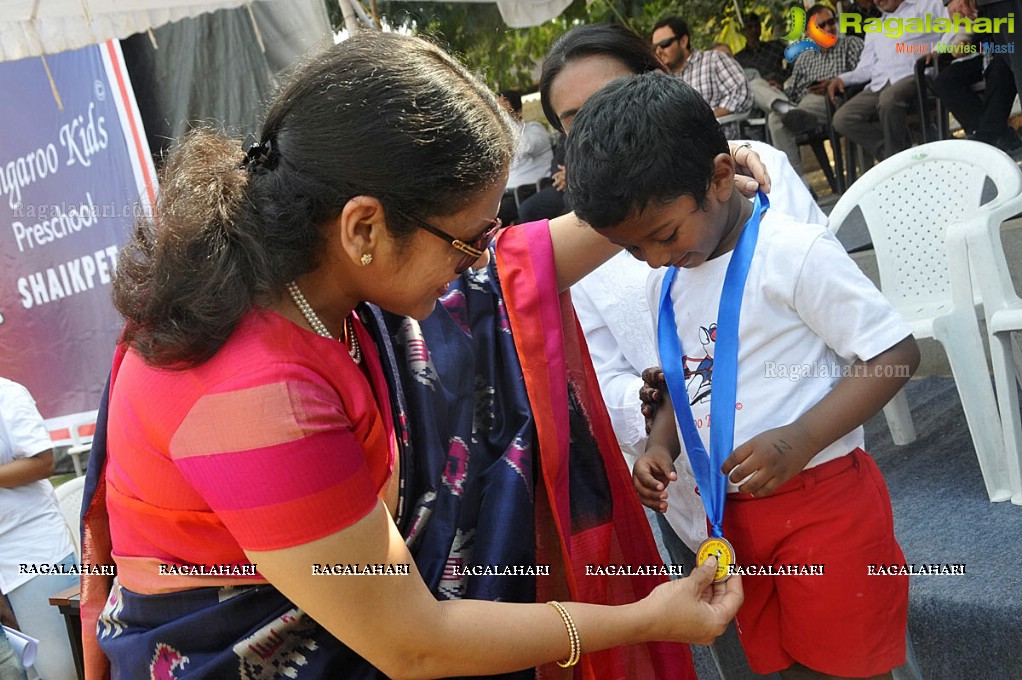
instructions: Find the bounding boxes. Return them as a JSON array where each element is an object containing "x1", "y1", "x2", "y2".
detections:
[
  {"x1": 785, "y1": 35, "x2": 864, "y2": 103},
  {"x1": 679, "y1": 50, "x2": 753, "y2": 137}
]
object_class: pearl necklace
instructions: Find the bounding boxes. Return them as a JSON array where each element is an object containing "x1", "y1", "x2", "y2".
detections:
[{"x1": 286, "y1": 280, "x2": 362, "y2": 365}]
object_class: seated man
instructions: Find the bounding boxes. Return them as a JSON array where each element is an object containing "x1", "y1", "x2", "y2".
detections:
[
  {"x1": 768, "y1": 4, "x2": 864, "y2": 175},
  {"x1": 497, "y1": 89, "x2": 554, "y2": 225},
  {"x1": 652, "y1": 15, "x2": 753, "y2": 137},
  {"x1": 955, "y1": 0, "x2": 1021, "y2": 102},
  {"x1": 931, "y1": 42, "x2": 1021, "y2": 157},
  {"x1": 827, "y1": 0, "x2": 945, "y2": 161},
  {"x1": 735, "y1": 13, "x2": 794, "y2": 123},
  {"x1": 735, "y1": 13, "x2": 787, "y2": 88}
]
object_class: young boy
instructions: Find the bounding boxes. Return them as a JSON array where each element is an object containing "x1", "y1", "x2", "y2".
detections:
[{"x1": 565, "y1": 71, "x2": 920, "y2": 679}]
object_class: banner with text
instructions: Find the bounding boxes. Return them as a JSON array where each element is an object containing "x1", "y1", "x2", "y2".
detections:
[{"x1": 0, "y1": 41, "x2": 156, "y2": 442}]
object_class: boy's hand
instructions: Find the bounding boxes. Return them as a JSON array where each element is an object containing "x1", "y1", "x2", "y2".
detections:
[
  {"x1": 633, "y1": 445, "x2": 677, "y2": 512},
  {"x1": 720, "y1": 423, "x2": 817, "y2": 497}
]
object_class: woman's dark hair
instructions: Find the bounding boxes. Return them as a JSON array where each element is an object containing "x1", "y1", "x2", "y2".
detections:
[
  {"x1": 566, "y1": 71, "x2": 729, "y2": 230},
  {"x1": 114, "y1": 32, "x2": 515, "y2": 368},
  {"x1": 539, "y1": 24, "x2": 664, "y2": 133}
]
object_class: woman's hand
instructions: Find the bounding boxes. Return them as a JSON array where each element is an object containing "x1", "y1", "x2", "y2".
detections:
[
  {"x1": 728, "y1": 142, "x2": 770, "y2": 197},
  {"x1": 641, "y1": 558, "x2": 743, "y2": 645},
  {"x1": 251, "y1": 500, "x2": 744, "y2": 678}
]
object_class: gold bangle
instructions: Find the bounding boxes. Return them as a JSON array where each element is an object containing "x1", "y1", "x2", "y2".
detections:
[{"x1": 546, "y1": 600, "x2": 581, "y2": 668}]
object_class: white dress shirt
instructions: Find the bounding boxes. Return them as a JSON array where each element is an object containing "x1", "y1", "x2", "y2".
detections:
[
  {"x1": 506, "y1": 121, "x2": 554, "y2": 189},
  {"x1": 837, "y1": 0, "x2": 947, "y2": 91}
]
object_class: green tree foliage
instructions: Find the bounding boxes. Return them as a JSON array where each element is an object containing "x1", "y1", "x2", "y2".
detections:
[{"x1": 326, "y1": 0, "x2": 790, "y2": 90}]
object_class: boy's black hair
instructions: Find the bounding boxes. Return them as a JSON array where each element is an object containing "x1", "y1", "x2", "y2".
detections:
[{"x1": 565, "y1": 71, "x2": 729, "y2": 230}]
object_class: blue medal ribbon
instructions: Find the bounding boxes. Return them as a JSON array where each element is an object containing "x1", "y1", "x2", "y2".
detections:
[{"x1": 656, "y1": 191, "x2": 768, "y2": 538}]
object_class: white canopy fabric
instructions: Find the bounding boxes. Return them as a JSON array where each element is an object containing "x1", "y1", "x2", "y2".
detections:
[
  {"x1": 0, "y1": 0, "x2": 572, "y2": 62},
  {"x1": 0, "y1": 1, "x2": 266, "y2": 62},
  {"x1": 436, "y1": 0, "x2": 573, "y2": 29}
]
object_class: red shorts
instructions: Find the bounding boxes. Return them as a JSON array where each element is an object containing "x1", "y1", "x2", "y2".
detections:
[{"x1": 722, "y1": 449, "x2": 908, "y2": 677}]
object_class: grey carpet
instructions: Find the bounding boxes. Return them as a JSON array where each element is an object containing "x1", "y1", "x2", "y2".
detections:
[{"x1": 867, "y1": 375, "x2": 1022, "y2": 680}]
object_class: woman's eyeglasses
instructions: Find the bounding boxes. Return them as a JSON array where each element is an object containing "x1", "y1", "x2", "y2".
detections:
[
  {"x1": 816, "y1": 17, "x2": 838, "y2": 28},
  {"x1": 397, "y1": 211, "x2": 501, "y2": 275},
  {"x1": 654, "y1": 35, "x2": 681, "y2": 50}
]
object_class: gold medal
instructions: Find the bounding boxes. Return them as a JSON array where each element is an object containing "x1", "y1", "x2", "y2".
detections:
[{"x1": 696, "y1": 536, "x2": 735, "y2": 583}]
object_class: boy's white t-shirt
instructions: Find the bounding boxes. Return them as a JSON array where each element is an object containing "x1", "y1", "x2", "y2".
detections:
[{"x1": 647, "y1": 208, "x2": 912, "y2": 494}]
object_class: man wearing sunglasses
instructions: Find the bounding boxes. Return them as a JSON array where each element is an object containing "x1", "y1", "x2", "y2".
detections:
[
  {"x1": 651, "y1": 15, "x2": 752, "y2": 138},
  {"x1": 767, "y1": 4, "x2": 865, "y2": 177}
]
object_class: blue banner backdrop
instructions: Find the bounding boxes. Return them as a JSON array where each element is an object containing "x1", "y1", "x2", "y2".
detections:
[{"x1": 0, "y1": 40, "x2": 155, "y2": 443}]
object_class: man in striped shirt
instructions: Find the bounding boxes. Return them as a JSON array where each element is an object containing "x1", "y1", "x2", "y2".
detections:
[
  {"x1": 652, "y1": 16, "x2": 753, "y2": 138},
  {"x1": 768, "y1": 4, "x2": 864, "y2": 175}
]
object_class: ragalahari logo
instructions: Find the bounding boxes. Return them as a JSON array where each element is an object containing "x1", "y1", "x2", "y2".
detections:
[{"x1": 783, "y1": 6, "x2": 838, "y2": 62}]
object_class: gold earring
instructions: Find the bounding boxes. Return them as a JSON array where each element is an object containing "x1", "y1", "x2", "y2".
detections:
[{"x1": 360, "y1": 253, "x2": 373, "y2": 266}]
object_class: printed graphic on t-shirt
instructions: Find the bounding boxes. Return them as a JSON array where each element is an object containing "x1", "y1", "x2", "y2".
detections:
[{"x1": 683, "y1": 323, "x2": 715, "y2": 405}]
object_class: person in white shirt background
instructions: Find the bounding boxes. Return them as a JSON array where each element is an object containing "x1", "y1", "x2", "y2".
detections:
[
  {"x1": 827, "y1": 0, "x2": 946, "y2": 161},
  {"x1": 497, "y1": 89, "x2": 554, "y2": 226},
  {"x1": 0, "y1": 378, "x2": 78, "y2": 680},
  {"x1": 0, "y1": 592, "x2": 28, "y2": 680}
]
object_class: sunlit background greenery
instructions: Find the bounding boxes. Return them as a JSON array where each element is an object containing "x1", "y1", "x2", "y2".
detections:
[{"x1": 325, "y1": 0, "x2": 791, "y2": 91}]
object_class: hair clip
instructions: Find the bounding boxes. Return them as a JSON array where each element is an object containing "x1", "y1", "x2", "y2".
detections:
[{"x1": 243, "y1": 137, "x2": 278, "y2": 172}]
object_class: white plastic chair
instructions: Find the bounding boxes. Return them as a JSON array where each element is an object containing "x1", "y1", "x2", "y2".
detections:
[
  {"x1": 54, "y1": 475, "x2": 86, "y2": 558},
  {"x1": 958, "y1": 161, "x2": 1022, "y2": 505},
  {"x1": 828, "y1": 139, "x2": 1012, "y2": 502},
  {"x1": 66, "y1": 422, "x2": 93, "y2": 477},
  {"x1": 716, "y1": 110, "x2": 752, "y2": 131}
]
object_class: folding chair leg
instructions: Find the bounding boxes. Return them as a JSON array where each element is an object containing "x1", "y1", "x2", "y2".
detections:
[
  {"x1": 882, "y1": 389, "x2": 917, "y2": 445},
  {"x1": 809, "y1": 139, "x2": 839, "y2": 194},
  {"x1": 990, "y1": 332, "x2": 1022, "y2": 505},
  {"x1": 830, "y1": 137, "x2": 846, "y2": 194},
  {"x1": 939, "y1": 331, "x2": 1012, "y2": 502},
  {"x1": 845, "y1": 141, "x2": 860, "y2": 187}
]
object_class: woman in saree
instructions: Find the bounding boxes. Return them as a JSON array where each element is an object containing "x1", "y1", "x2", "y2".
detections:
[{"x1": 78, "y1": 32, "x2": 766, "y2": 679}]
